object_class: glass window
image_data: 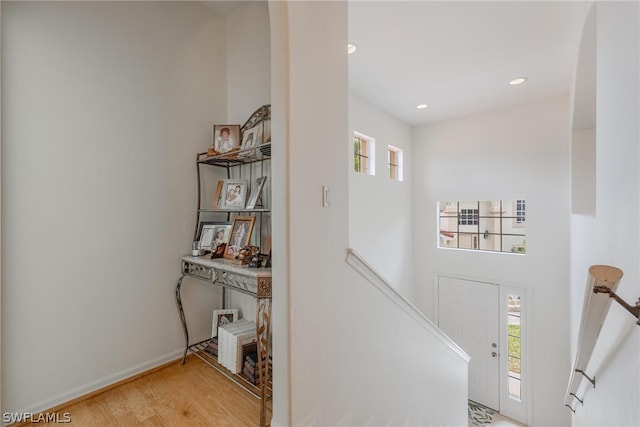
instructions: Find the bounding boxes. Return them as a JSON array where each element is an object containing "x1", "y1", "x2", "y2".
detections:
[
  {"x1": 515, "y1": 199, "x2": 526, "y2": 226},
  {"x1": 437, "y1": 200, "x2": 526, "y2": 254},
  {"x1": 507, "y1": 294, "x2": 522, "y2": 401},
  {"x1": 388, "y1": 145, "x2": 403, "y2": 181},
  {"x1": 353, "y1": 132, "x2": 375, "y2": 176}
]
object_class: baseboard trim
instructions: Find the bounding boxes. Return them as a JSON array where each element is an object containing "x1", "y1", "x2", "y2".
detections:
[{"x1": 8, "y1": 349, "x2": 184, "y2": 426}]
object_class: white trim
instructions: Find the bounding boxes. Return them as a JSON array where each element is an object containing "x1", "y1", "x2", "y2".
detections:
[
  {"x1": 346, "y1": 249, "x2": 470, "y2": 362},
  {"x1": 10, "y1": 349, "x2": 183, "y2": 418}
]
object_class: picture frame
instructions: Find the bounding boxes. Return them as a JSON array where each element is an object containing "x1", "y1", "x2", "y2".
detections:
[
  {"x1": 246, "y1": 176, "x2": 268, "y2": 210},
  {"x1": 211, "y1": 223, "x2": 232, "y2": 254},
  {"x1": 197, "y1": 221, "x2": 230, "y2": 251},
  {"x1": 224, "y1": 216, "x2": 256, "y2": 260},
  {"x1": 211, "y1": 308, "x2": 238, "y2": 338},
  {"x1": 240, "y1": 125, "x2": 263, "y2": 150},
  {"x1": 213, "y1": 124, "x2": 241, "y2": 153},
  {"x1": 222, "y1": 179, "x2": 248, "y2": 209},
  {"x1": 212, "y1": 180, "x2": 224, "y2": 209}
]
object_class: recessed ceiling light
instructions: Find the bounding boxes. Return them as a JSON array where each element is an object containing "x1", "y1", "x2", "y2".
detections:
[
  {"x1": 347, "y1": 44, "x2": 357, "y2": 55},
  {"x1": 509, "y1": 77, "x2": 528, "y2": 85},
  {"x1": 416, "y1": 104, "x2": 428, "y2": 110}
]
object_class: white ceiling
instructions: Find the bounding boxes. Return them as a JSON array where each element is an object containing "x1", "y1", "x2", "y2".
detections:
[{"x1": 348, "y1": 1, "x2": 592, "y2": 126}]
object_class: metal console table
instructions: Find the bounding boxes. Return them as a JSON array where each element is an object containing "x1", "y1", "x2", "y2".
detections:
[{"x1": 176, "y1": 255, "x2": 272, "y2": 427}]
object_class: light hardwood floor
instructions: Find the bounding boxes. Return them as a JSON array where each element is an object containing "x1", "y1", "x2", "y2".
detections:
[{"x1": 19, "y1": 357, "x2": 267, "y2": 426}]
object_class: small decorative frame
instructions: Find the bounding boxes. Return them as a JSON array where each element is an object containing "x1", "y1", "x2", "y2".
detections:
[
  {"x1": 210, "y1": 223, "x2": 232, "y2": 254},
  {"x1": 212, "y1": 308, "x2": 238, "y2": 338},
  {"x1": 212, "y1": 180, "x2": 225, "y2": 209},
  {"x1": 197, "y1": 222, "x2": 226, "y2": 251},
  {"x1": 224, "y1": 216, "x2": 256, "y2": 260},
  {"x1": 241, "y1": 125, "x2": 263, "y2": 150},
  {"x1": 222, "y1": 179, "x2": 248, "y2": 209},
  {"x1": 213, "y1": 124, "x2": 241, "y2": 153},
  {"x1": 246, "y1": 176, "x2": 268, "y2": 210}
]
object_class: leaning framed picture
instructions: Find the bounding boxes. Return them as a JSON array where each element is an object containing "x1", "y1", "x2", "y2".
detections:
[
  {"x1": 246, "y1": 176, "x2": 268, "y2": 209},
  {"x1": 240, "y1": 124, "x2": 263, "y2": 150},
  {"x1": 212, "y1": 308, "x2": 238, "y2": 338},
  {"x1": 210, "y1": 223, "x2": 232, "y2": 254},
  {"x1": 196, "y1": 222, "x2": 218, "y2": 251},
  {"x1": 213, "y1": 124, "x2": 241, "y2": 153},
  {"x1": 222, "y1": 179, "x2": 248, "y2": 209},
  {"x1": 212, "y1": 180, "x2": 224, "y2": 209},
  {"x1": 224, "y1": 216, "x2": 256, "y2": 260}
]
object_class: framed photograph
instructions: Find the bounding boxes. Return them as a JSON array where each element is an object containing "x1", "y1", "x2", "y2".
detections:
[
  {"x1": 197, "y1": 222, "x2": 216, "y2": 251},
  {"x1": 197, "y1": 221, "x2": 230, "y2": 251},
  {"x1": 222, "y1": 179, "x2": 248, "y2": 209},
  {"x1": 212, "y1": 308, "x2": 238, "y2": 338},
  {"x1": 241, "y1": 125, "x2": 263, "y2": 150},
  {"x1": 212, "y1": 180, "x2": 224, "y2": 209},
  {"x1": 224, "y1": 216, "x2": 256, "y2": 260},
  {"x1": 246, "y1": 176, "x2": 268, "y2": 210},
  {"x1": 211, "y1": 223, "x2": 231, "y2": 254},
  {"x1": 213, "y1": 124, "x2": 240, "y2": 153}
]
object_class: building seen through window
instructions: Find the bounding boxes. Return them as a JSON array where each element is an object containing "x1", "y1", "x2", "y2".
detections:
[{"x1": 439, "y1": 200, "x2": 526, "y2": 254}]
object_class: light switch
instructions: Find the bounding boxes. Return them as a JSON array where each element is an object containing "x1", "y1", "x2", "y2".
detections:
[{"x1": 322, "y1": 185, "x2": 330, "y2": 207}]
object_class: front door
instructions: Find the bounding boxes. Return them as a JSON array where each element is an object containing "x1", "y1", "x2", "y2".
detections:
[{"x1": 438, "y1": 276, "x2": 500, "y2": 410}]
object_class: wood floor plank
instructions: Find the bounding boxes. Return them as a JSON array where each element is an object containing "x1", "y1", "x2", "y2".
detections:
[{"x1": 18, "y1": 357, "x2": 267, "y2": 427}]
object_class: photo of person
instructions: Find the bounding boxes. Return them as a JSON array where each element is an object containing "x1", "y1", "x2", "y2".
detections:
[
  {"x1": 213, "y1": 228, "x2": 227, "y2": 250},
  {"x1": 196, "y1": 222, "x2": 231, "y2": 252},
  {"x1": 224, "y1": 217, "x2": 255, "y2": 260},
  {"x1": 213, "y1": 124, "x2": 240, "y2": 153},
  {"x1": 222, "y1": 180, "x2": 247, "y2": 209},
  {"x1": 241, "y1": 125, "x2": 263, "y2": 150}
]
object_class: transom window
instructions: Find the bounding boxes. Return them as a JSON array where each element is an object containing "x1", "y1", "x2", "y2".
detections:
[
  {"x1": 353, "y1": 132, "x2": 375, "y2": 176},
  {"x1": 388, "y1": 145, "x2": 403, "y2": 181},
  {"x1": 438, "y1": 200, "x2": 527, "y2": 254}
]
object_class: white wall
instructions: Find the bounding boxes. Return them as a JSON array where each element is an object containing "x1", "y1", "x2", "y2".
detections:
[
  {"x1": 570, "y1": 2, "x2": 640, "y2": 426},
  {"x1": 571, "y1": 127, "x2": 596, "y2": 215},
  {"x1": 226, "y1": 1, "x2": 271, "y2": 124},
  {"x1": 270, "y1": 2, "x2": 468, "y2": 426},
  {"x1": 413, "y1": 96, "x2": 572, "y2": 426},
  {"x1": 221, "y1": 0, "x2": 272, "y2": 330},
  {"x1": 348, "y1": 93, "x2": 414, "y2": 299},
  {"x1": 1, "y1": 1, "x2": 226, "y2": 413},
  {"x1": 0, "y1": 2, "x2": 3, "y2": 413}
]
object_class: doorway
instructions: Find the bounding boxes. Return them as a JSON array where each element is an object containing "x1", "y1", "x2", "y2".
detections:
[
  {"x1": 437, "y1": 275, "x2": 530, "y2": 425},
  {"x1": 437, "y1": 276, "x2": 500, "y2": 410}
]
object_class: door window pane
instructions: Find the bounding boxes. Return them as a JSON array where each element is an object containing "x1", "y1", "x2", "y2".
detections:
[{"x1": 507, "y1": 294, "x2": 522, "y2": 401}]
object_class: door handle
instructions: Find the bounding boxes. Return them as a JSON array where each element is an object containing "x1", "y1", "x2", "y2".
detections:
[{"x1": 491, "y1": 352, "x2": 498, "y2": 358}]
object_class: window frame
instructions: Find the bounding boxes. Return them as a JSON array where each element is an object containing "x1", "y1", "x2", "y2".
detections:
[
  {"x1": 353, "y1": 132, "x2": 376, "y2": 176},
  {"x1": 387, "y1": 145, "x2": 403, "y2": 181},
  {"x1": 438, "y1": 200, "x2": 527, "y2": 254}
]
